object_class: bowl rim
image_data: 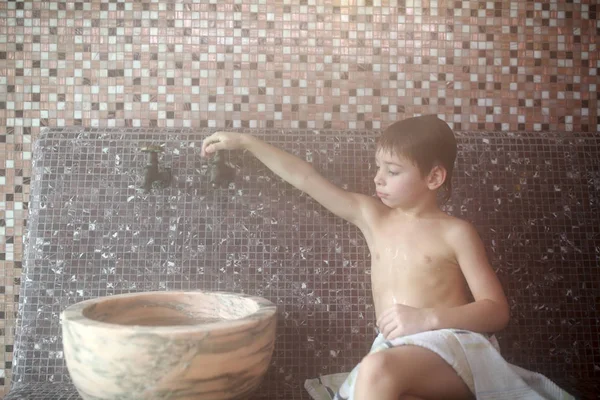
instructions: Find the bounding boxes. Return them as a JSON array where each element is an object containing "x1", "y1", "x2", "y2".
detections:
[{"x1": 60, "y1": 290, "x2": 277, "y2": 334}]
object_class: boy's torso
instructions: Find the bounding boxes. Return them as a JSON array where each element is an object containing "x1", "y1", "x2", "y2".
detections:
[{"x1": 361, "y1": 208, "x2": 471, "y2": 319}]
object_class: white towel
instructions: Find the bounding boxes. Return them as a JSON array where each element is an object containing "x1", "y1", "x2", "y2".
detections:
[{"x1": 304, "y1": 329, "x2": 575, "y2": 400}]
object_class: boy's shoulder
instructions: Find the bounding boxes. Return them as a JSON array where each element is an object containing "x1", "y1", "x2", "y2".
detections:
[
  {"x1": 429, "y1": 212, "x2": 475, "y2": 235},
  {"x1": 440, "y1": 213, "x2": 472, "y2": 228},
  {"x1": 439, "y1": 214, "x2": 482, "y2": 247}
]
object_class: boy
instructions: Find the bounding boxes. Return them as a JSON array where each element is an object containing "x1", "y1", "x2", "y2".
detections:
[{"x1": 201, "y1": 115, "x2": 568, "y2": 400}]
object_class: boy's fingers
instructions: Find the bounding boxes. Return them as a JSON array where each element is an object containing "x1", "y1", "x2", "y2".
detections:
[
  {"x1": 201, "y1": 136, "x2": 222, "y2": 156},
  {"x1": 376, "y1": 305, "x2": 394, "y2": 327},
  {"x1": 381, "y1": 322, "x2": 392, "y2": 338},
  {"x1": 377, "y1": 316, "x2": 389, "y2": 331},
  {"x1": 206, "y1": 143, "x2": 218, "y2": 153},
  {"x1": 386, "y1": 327, "x2": 402, "y2": 340}
]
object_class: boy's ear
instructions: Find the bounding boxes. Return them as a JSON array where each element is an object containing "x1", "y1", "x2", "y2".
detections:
[{"x1": 427, "y1": 165, "x2": 447, "y2": 190}]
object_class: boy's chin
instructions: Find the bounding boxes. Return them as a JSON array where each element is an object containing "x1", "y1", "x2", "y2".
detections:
[
  {"x1": 380, "y1": 196, "x2": 415, "y2": 210},
  {"x1": 379, "y1": 197, "x2": 399, "y2": 207}
]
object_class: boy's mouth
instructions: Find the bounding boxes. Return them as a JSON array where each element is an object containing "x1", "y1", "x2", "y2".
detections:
[{"x1": 376, "y1": 191, "x2": 388, "y2": 198}]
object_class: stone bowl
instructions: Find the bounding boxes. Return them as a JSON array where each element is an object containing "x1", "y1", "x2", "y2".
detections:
[{"x1": 60, "y1": 291, "x2": 277, "y2": 400}]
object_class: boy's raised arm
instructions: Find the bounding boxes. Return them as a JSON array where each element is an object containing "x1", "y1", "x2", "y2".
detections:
[{"x1": 202, "y1": 132, "x2": 379, "y2": 231}]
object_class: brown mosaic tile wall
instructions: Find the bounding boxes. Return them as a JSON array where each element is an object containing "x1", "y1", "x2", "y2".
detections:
[{"x1": 0, "y1": 0, "x2": 597, "y2": 396}]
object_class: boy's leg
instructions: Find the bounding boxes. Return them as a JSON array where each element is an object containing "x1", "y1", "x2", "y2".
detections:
[{"x1": 354, "y1": 345, "x2": 473, "y2": 400}]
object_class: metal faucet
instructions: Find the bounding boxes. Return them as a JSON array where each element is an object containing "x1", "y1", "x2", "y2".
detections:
[
  {"x1": 140, "y1": 145, "x2": 171, "y2": 192},
  {"x1": 208, "y1": 149, "x2": 235, "y2": 188}
]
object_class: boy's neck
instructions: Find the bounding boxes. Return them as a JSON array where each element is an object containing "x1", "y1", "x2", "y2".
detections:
[{"x1": 390, "y1": 194, "x2": 441, "y2": 219}]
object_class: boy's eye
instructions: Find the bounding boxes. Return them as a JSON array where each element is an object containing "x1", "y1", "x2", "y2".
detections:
[{"x1": 388, "y1": 170, "x2": 399, "y2": 176}]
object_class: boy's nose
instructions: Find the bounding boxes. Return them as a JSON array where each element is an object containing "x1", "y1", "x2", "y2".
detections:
[{"x1": 374, "y1": 174, "x2": 384, "y2": 186}]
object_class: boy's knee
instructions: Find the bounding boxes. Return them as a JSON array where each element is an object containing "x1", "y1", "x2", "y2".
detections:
[{"x1": 358, "y1": 351, "x2": 401, "y2": 385}]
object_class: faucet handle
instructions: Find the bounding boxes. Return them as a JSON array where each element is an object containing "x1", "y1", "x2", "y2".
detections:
[
  {"x1": 139, "y1": 144, "x2": 171, "y2": 192},
  {"x1": 209, "y1": 150, "x2": 235, "y2": 188},
  {"x1": 140, "y1": 145, "x2": 164, "y2": 153}
]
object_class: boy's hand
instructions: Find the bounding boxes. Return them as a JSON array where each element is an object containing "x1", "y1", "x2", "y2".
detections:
[
  {"x1": 376, "y1": 304, "x2": 434, "y2": 340},
  {"x1": 201, "y1": 131, "x2": 249, "y2": 157}
]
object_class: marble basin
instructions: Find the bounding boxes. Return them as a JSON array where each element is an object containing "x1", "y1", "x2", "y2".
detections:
[{"x1": 60, "y1": 291, "x2": 277, "y2": 400}]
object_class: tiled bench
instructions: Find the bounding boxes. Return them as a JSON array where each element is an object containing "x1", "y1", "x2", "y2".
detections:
[{"x1": 6, "y1": 128, "x2": 599, "y2": 399}]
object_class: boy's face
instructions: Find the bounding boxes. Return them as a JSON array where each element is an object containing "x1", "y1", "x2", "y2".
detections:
[{"x1": 373, "y1": 148, "x2": 431, "y2": 208}]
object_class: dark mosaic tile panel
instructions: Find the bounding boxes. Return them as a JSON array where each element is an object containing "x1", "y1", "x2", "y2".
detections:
[
  {"x1": 13, "y1": 128, "x2": 378, "y2": 395},
  {"x1": 2, "y1": 0, "x2": 599, "y2": 395},
  {"x1": 6, "y1": 128, "x2": 600, "y2": 399}
]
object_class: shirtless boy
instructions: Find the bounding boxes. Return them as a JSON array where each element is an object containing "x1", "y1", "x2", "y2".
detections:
[{"x1": 201, "y1": 115, "x2": 510, "y2": 400}]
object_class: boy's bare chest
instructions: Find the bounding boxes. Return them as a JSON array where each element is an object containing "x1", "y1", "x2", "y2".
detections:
[
  {"x1": 369, "y1": 227, "x2": 455, "y2": 268},
  {"x1": 368, "y1": 229, "x2": 467, "y2": 309},
  {"x1": 365, "y1": 220, "x2": 470, "y2": 310}
]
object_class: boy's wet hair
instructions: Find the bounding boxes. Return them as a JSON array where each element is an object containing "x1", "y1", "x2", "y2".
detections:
[{"x1": 377, "y1": 115, "x2": 457, "y2": 204}]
